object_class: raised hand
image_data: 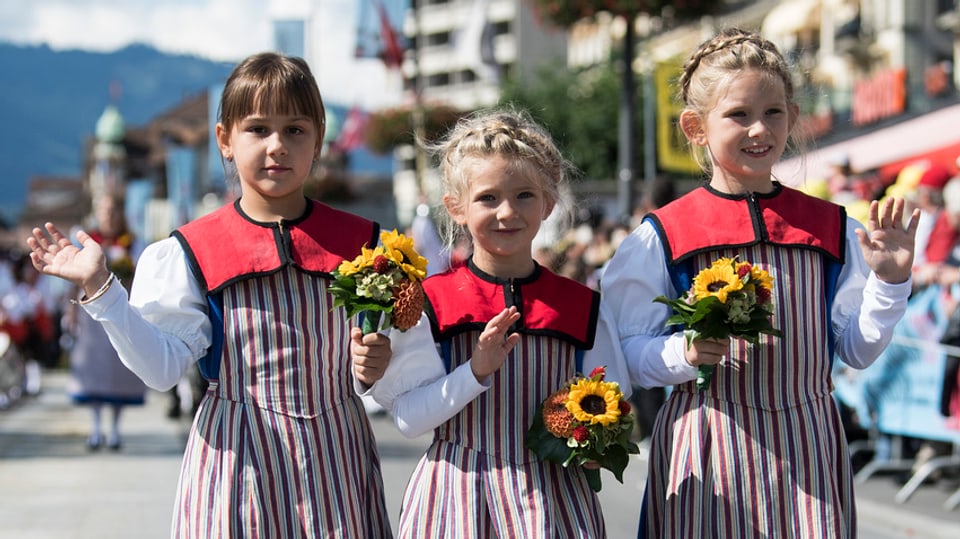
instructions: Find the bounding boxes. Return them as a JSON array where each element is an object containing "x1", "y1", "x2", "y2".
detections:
[
  {"x1": 469, "y1": 306, "x2": 522, "y2": 381},
  {"x1": 26, "y1": 222, "x2": 111, "y2": 296},
  {"x1": 855, "y1": 198, "x2": 921, "y2": 284}
]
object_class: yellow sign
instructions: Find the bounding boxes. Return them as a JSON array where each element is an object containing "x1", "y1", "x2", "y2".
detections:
[{"x1": 655, "y1": 61, "x2": 700, "y2": 175}]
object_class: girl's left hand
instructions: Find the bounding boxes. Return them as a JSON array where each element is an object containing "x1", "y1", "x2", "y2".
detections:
[{"x1": 856, "y1": 197, "x2": 920, "y2": 284}]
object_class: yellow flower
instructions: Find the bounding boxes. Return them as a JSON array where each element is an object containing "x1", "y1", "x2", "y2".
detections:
[
  {"x1": 750, "y1": 266, "x2": 774, "y2": 291},
  {"x1": 380, "y1": 229, "x2": 428, "y2": 281},
  {"x1": 565, "y1": 379, "x2": 623, "y2": 426},
  {"x1": 692, "y1": 257, "x2": 743, "y2": 303},
  {"x1": 337, "y1": 245, "x2": 384, "y2": 276}
]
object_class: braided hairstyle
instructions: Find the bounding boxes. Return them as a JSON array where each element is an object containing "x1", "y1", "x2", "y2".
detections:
[
  {"x1": 428, "y1": 107, "x2": 573, "y2": 248},
  {"x1": 678, "y1": 28, "x2": 805, "y2": 174}
]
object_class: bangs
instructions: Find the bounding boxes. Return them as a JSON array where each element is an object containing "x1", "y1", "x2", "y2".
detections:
[{"x1": 219, "y1": 56, "x2": 325, "y2": 129}]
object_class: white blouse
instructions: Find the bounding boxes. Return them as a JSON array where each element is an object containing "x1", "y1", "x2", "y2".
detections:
[
  {"x1": 600, "y1": 217, "x2": 913, "y2": 389},
  {"x1": 81, "y1": 237, "x2": 211, "y2": 390}
]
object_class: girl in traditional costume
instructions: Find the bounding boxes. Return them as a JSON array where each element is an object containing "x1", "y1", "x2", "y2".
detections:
[
  {"x1": 602, "y1": 28, "x2": 920, "y2": 538},
  {"x1": 27, "y1": 52, "x2": 392, "y2": 538},
  {"x1": 353, "y1": 108, "x2": 631, "y2": 537}
]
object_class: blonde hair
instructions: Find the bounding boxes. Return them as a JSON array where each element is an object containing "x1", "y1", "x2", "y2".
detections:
[
  {"x1": 427, "y1": 107, "x2": 573, "y2": 247},
  {"x1": 679, "y1": 28, "x2": 806, "y2": 175}
]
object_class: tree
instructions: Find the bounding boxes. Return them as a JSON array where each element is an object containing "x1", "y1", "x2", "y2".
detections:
[
  {"x1": 526, "y1": 0, "x2": 723, "y2": 218},
  {"x1": 499, "y1": 61, "x2": 621, "y2": 182}
]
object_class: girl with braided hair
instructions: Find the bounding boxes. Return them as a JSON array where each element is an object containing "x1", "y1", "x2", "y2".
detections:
[
  {"x1": 601, "y1": 28, "x2": 920, "y2": 537},
  {"x1": 352, "y1": 107, "x2": 631, "y2": 537}
]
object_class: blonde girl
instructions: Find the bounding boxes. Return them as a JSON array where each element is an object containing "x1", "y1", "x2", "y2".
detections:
[{"x1": 601, "y1": 28, "x2": 919, "y2": 538}]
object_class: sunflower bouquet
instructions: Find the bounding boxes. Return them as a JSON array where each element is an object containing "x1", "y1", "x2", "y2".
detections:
[
  {"x1": 525, "y1": 366, "x2": 639, "y2": 492},
  {"x1": 329, "y1": 229, "x2": 428, "y2": 334},
  {"x1": 653, "y1": 256, "x2": 781, "y2": 390}
]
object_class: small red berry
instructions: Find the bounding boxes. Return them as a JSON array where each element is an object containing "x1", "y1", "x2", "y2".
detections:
[
  {"x1": 619, "y1": 400, "x2": 631, "y2": 415},
  {"x1": 372, "y1": 255, "x2": 391, "y2": 274},
  {"x1": 573, "y1": 426, "x2": 589, "y2": 443}
]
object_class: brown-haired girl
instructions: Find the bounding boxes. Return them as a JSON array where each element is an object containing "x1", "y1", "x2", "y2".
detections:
[{"x1": 27, "y1": 52, "x2": 392, "y2": 538}]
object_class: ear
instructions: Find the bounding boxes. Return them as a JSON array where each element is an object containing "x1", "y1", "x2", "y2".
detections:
[
  {"x1": 542, "y1": 199, "x2": 556, "y2": 220},
  {"x1": 679, "y1": 110, "x2": 706, "y2": 146},
  {"x1": 442, "y1": 193, "x2": 466, "y2": 225},
  {"x1": 215, "y1": 123, "x2": 233, "y2": 161}
]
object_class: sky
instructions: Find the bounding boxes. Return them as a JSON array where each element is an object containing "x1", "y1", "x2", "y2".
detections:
[{"x1": 0, "y1": 0, "x2": 406, "y2": 111}]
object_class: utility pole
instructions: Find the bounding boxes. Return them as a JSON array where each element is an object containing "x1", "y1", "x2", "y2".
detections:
[{"x1": 617, "y1": 14, "x2": 637, "y2": 222}]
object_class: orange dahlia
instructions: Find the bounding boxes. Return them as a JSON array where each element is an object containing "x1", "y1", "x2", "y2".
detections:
[
  {"x1": 541, "y1": 390, "x2": 576, "y2": 438},
  {"x1": 392, "y1": 278, "x2": 425, "y2": 331}
]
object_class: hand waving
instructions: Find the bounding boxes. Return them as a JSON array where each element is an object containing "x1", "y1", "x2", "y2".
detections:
[
  {"x1": 855, "y1": 198, "x2": 920, "y2": 284},
  {"x1": 469, "y1": 306, "x2": 522, "y2": 381},
  {"x1": 27, "y1": 222, "x2": 110, "y2": 295}
]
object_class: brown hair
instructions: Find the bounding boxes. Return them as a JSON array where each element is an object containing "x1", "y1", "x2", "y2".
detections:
[{"x1": 218, "y1": 52, "x2": 326, "y2": 143}]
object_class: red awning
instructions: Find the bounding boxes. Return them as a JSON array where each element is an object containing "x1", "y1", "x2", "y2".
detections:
[{"x1": 775, "y1": 103, "x2": 960, "y2": 187}]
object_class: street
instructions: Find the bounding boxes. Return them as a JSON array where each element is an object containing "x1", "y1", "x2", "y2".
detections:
[{"x1": 0, "y1": 371, "x2": 958, "y2": 538}]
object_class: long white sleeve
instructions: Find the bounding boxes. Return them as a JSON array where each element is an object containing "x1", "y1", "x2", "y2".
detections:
[
  {"x1": 832, "y1": 218, "x2": 913, "y2": 368},
  {"x1": 362, "y1": 314, "x2": 489, "y2": 438},
  {"x1": 81, "y1": 237, "x2": 211, "y2": 390},
  {"x1": 601, "y1": 217, "x2": 913, "y2": 389},
  {"x1": 582, "y1": 300, "x2": 634, "y2": 399},
  {"x1": 600, "y1": 223, "x2": 698, "y2": 389}
]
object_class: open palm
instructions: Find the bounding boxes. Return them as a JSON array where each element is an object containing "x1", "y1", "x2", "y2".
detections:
[
  {"x1": 27, "y1": 223, "x2": 108, "y2": 290},
  {"x1": 856, "y1": 198, "x2": 920, "y2": 284}
]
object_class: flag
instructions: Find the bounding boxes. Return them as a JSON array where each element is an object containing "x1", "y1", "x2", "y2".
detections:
[
  {"x1": 456, "y1": 0, "x2": 499, "y2": 83},
  {"x1": 333, "y1": 106, "x2": 369, "y2": 152},
  {"x1": 355, "y1": 0, "x2": 407, "y2": 71}
]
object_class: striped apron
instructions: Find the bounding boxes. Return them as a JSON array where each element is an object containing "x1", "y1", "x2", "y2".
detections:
[
  {"x1": 641, "y1": 244, "x2": 856, "y2": 538},
  {"x1": 398, "y1": 332, "x2": 606, "y2": 538},
  {"x1": 171, "y1": 267, "x2": 391, "y2": 538}
]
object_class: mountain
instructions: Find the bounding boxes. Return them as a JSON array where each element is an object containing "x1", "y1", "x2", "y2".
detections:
[{"x1": 0, "y1": 42, "x2": 392, "y2": 224}]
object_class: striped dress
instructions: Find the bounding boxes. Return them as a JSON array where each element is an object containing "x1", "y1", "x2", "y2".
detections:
[
  {"x1": 169, "y1": 200, "x2": 391, "y2": 538},
  {"x1": 399, "y1": 263, "x2": 605, "y2": 538},
  {"x1": 172, "y1": 267, "x2": 391, "y2": 538},
  {"x1": 642, "y1": 245, "x2": 855, "y2": 538}
]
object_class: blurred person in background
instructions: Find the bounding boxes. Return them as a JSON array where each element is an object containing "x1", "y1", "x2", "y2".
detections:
[
  {"x1": 907, "y1": 160, "x2": 955, "y2": 283},
  {"x1": 1, "y1": 253, "x2": 57, "y2": 396},
  {"x1": 63, "y1": 194, "x2": 147, "y2": 450}
]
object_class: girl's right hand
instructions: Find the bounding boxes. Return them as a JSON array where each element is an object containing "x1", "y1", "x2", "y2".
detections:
[
  {"x1": 684, "y1": 336, "x2": 729, "y2": 367},
  {"x1": 27, "y1": 223, "x2": 110, "y2": 296},
  {"x1": 469, "y1": 306, "x2": 522, "y2": 382}
]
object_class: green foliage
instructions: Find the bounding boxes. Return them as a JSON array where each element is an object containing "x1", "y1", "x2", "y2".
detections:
[
  {"x1": 528, "y1": 0, "x2": 723, "y2": 28},
  {"x1": 499, "y1": 62, "x2": 624, "y2": 181},
  {"x1": 363, "y1": 104, "x2": 465, "y2": 155}
]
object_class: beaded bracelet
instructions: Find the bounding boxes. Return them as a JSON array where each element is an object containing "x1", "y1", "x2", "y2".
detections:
[{"x1": 71, "y1": 273, "x2": 116, "y2": 305}]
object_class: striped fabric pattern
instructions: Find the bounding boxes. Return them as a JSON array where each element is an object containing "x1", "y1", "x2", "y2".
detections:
[
  {"x1": 172, "y1": 267, "x2": 391, "y2": 538},
  {"x1": 398, "y1": 332, "x2": 605, "y2": 538},
  {"x1": 642, "y1": 245, "x2": 856, "y2": 538}
]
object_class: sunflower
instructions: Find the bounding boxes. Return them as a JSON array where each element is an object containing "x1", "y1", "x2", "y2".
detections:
[
  {"x1": 750, "y1": 266, "x2": 774, "y2": 291},
  {"x1": 381, "y1": 229, "x2": 428, "y2": 282},
  {"x1": 565, "y1": 379, "x2": 623, "y2": 426},
  {"x1": 337, "y1": 245, "x2": 383, "y2": 277},
  {"x1": 692, "y1": 257, "x2": 743, "y2": 303}
]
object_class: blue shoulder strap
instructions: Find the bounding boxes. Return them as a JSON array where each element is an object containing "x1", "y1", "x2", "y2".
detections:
[
  {"x1": 440, "y1": 340, "x2": 452, "y2": 373},
  {"x1": 197, "y1": 293, "x2": 224, "y2": 381},
  {"x1": 823, "y1": 258, "x2": 842, "y2": 364}
]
